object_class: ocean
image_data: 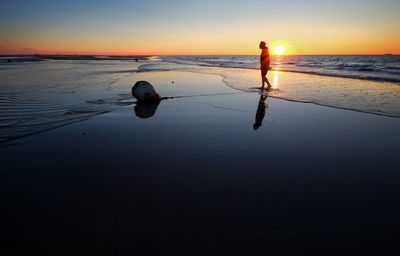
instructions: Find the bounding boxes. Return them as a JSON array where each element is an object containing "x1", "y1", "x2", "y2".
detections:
[
  {"x1": 0, "y1": 55, "x2": 399, "y2": 143},
  {"x1": 164, "y1": 55, "x2": 400, "y2": 83}
]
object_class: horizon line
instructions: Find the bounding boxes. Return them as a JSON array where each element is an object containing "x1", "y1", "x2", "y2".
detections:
[{"x1": 1, "y1": 53, "x2": 398, "y2": 57}]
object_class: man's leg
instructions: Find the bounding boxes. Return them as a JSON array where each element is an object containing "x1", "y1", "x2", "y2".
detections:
[
  {"x1": 264, "y1": 75, "x2": 272, "y2": 90},
  {"x1": 263, "y1": 70, "x2": 272, "y2": 90},
  {"x1": 261, "y1": 70, "x2": 265, "y2": 89}
]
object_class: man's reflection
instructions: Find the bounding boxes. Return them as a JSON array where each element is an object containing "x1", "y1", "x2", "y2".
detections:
[
  {"x1": 253, "y1": 94, "x2": 268, "y2": 130},
  {"x1": 134, "y1": 100, "x2": 161, "y2": 118}
]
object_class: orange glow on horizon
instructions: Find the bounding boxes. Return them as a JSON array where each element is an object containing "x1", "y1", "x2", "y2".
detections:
[{"x1": 1, "y1": 36, "x2": 399, "y2": 56}]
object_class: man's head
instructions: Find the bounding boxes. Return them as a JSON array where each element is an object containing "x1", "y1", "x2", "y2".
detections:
[{"x1": 259, "y1": 41, "x2": 267, "y2": 49}]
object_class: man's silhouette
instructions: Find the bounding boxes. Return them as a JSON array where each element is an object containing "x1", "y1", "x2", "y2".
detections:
[{"x1": 259, "y1": 41, "x2": 272, "y2": 90}]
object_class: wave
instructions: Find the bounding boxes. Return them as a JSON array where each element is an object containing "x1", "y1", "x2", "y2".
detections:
[
  {"x1": 163, "y1": 55, "x2": 400, "y2": 83},
  {"x1": 172, "y1": 61, "x2": 400, "y2": 83},
  {"x1": 269, "y1": 68, "x2": 400, "y2": 83}
]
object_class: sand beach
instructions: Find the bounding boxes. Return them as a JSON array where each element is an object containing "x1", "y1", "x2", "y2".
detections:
[{"x1": 1, "y1": 64, "x2": 399, "y2": 254}]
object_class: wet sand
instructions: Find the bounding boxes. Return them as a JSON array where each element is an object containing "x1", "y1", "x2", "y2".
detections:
[{"x1": 1, "y1": 71, "x2": 400, "y2": 254}]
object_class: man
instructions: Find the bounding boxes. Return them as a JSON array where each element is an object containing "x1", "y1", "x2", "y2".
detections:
[{"x1": 259, "y1": 41, "x2": 272, "y2": 90}]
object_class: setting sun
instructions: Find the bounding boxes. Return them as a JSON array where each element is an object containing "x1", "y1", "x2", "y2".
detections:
[{"x1": 273, "y1": 45, "x2": 286, "y2": 55}]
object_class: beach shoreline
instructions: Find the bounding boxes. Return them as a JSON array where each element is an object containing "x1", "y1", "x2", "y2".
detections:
[{"x1": 1, "y1": 59, "x2": 399, "y2": 145}]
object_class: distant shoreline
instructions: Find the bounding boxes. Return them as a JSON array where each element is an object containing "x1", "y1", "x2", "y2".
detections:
[{"x1": 0, "y1": 55, "x2": 152, "y2": 61}]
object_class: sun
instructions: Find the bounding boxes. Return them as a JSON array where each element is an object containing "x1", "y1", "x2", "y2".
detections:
[{"x1": 273, "y1": 45, "x2": 286, "y2": 55}]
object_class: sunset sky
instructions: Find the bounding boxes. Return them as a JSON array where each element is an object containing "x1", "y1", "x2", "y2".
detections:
[{"x1": 1, "y1": 0, "x2": 399, "y2": 55}]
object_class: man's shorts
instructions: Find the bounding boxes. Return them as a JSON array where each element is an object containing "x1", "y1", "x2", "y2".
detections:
[{"x1": 261, "y1": 65, "x2": 270, "y2": 76}]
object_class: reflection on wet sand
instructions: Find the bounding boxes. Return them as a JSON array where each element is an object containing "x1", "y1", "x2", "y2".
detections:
[
  {"x1": 134, "y1": 100, "x2": 161, "y2": 118},
  {"x1": 132, "y1": 92, "x2": 269, "y2": 125},
  {"x1": 253, "y1": 94, "x2": 268, "y2": 130},
  {"x1": 272, "y1": 70, "x2": 280, "y2": 89}
]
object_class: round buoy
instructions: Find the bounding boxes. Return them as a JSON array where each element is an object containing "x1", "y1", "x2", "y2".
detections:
[{"x1": 132, "y1": 81, "x2": 161, "y2": 101}]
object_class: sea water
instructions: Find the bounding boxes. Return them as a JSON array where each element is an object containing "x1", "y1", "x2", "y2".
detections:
[
  {"x1": 164, "y1": 55, "x2": 400, "y2": 83},
  {"x1": 0, "y1": 55, "x2": 399, "y2": 143},
  {"x1": 150, "y1": 55, "x2": 400, "y2": 117}
]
